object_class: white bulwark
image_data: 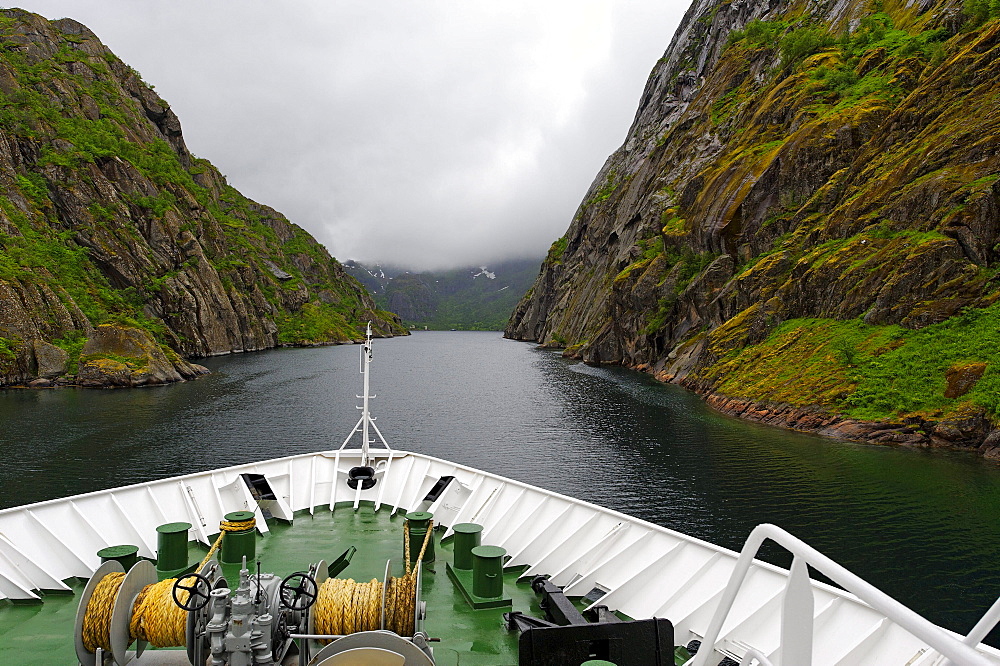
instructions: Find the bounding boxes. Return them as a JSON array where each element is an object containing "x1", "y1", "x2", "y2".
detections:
[{"x1": 0, "y1": 448, "x2": 998, "y2": 666}]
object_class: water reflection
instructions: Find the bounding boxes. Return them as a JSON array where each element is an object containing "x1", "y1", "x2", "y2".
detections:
[{"x1": 532, "y1": 358, "x2": 1000, "y2": 644}]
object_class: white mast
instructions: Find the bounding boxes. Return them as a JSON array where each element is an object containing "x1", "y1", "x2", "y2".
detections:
[
  {"x1": 339, "y1": 321, "x2": 391, "y2": 467},
  {"x1": 360, "y1": 321, "x2": 373, "y2": 466}
]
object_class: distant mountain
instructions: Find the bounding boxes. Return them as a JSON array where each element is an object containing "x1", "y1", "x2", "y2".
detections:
[{"x1": 345, "y1": 259, "x2": 540, "y2": 331}]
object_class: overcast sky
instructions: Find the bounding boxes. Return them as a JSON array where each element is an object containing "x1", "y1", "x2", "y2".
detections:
[{"x1": 22, "y1": 1, "x2": 685, "y2": 271}]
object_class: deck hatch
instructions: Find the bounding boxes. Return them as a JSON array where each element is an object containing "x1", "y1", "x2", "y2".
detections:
[{"x1": 583, "y1": 585, "x2": 609, "y2": 605}]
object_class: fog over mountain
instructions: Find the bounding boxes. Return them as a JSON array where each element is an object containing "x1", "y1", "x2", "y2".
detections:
[{"x1": 345, "y1": 259, "x2": 540, "y2": 330}]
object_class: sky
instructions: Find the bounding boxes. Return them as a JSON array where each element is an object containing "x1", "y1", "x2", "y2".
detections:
[{"x1": 21, "y1": 1, "x2": 686, "y2": 271}]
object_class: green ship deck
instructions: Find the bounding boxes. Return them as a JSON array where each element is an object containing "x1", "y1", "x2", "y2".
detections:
[
  {"x1": 0, "y1": 504, "x2": 583, "y2": 665},
  {"x1": 3, "y1": 448, "x2": 999, "y2": 666}
]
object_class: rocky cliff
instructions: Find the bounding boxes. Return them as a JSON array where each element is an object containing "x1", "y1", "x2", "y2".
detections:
[
  {"x1": 0, "y1": 10, "x2": 405, "y2": 387},
  {"x1": 507, "y1": 0, "x2": 1000, "y2": 456}
]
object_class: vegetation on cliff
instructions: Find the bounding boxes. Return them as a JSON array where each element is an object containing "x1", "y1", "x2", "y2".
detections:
[
  {"x1": 507, "y1": 0, "x2": 1000, "y2": 453},
  {"x1": 0, "y1": 10, "x2": 404, "y2": 386},
  {"x1": 705, "y1": 304, "x2": 1000, "y2": 421}
]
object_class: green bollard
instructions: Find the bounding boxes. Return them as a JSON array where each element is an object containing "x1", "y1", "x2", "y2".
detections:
[
  {"x1": 220, "y1": 511, "x2": 256, "y2": 565},
  {"x1": 471, "y1": 545, "x2": 506, "y2": 599},
  {"x1": 580, "y1": 661, "x2": 618, "y2": 666},
  {"x1": 155, "y1": 522, "x2": 191, "y2": 573},
  {"x1": 405, "y1": 511, "x2": 435, "y2": 564},
  {"x1": 97, "y1": 545, "x2": 139, "y2": 571},
  {"x1": 452, "y1": 523, "x2": 483, "y2": 571}
]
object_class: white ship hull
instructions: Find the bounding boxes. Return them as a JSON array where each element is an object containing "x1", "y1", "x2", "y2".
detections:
[{"x1": 1, "y1": 448, "x2": 997, "y2": 665}]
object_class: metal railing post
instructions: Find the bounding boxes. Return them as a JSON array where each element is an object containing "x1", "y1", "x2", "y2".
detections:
[
  {"x1": 781, "y1": 555, "x2": 813, "y2": 665},
  {"x1": 689, "y1": 524, "x2": 995, "y2": 666},
  {"x1": 739, "y1": 648, "x2": 775, "y2": 666}
]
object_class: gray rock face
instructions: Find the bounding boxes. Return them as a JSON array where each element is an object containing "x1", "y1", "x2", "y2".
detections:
[
  {"x1": 506, "y1": 0, "x2": 1000, "y2": 452},
  {"x1": 76, "y1": 324, "x2": 208, "y2": 387},
  {"x1": 982, "y1": 431, "x2": 1000, "y2": 460},
  {"x1": 0, "y1": 10, "x2": 406, "y2": 388},
  {"x1": 32, "y1": 340, "x2": 68, "y2": 379},
  {"x1": 506, "y1": 0, "x2": 792, "y2": 351}
]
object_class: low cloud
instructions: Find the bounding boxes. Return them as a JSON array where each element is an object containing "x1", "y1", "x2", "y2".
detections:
[{"x1": 26, "y1": 1, "x2": 685, "y2": 270}]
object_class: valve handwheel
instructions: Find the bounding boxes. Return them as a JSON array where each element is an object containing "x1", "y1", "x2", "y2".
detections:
[
  {"x1": 279, "y1": 571, "x2": 318, "y2": 610},
  {"x1": 172, "y1": 572, "x2": 212, "y2": 611}
]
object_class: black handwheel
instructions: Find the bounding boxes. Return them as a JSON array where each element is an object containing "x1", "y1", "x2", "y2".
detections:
[
  {"x1": 272, "y1": 611, "x2": 290, "y2": 663},
  {"x1": 279, "y1": 571, "x2": 318, "y2": 610},
  {"x1": 172, "y1": 572, "x2": 212, "y2": 611}
]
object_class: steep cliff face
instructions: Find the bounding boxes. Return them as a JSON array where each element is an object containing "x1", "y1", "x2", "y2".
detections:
[
  {"x1": 0, "y1": 10, "x2": 405, "y2": 386},
  {"x1": 507, "y1": 0, "x2": 1000, "y2": 454}
]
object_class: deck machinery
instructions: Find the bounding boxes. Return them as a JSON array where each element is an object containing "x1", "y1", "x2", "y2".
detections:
[
  {"x1": 73, "y1": 507, "x2": 680, "y2": 666},
  {"x1": 74, "y1": 538, "x2": 434, "y2": 666}
]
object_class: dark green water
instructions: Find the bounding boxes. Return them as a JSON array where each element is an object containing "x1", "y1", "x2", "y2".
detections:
[{"x1": 2, "y1": 331, "x2": 999, "y2": 646}]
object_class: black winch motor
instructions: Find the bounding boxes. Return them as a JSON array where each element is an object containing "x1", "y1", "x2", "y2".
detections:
[{"x1": 505, "y1": 575, "x2": 674, "y2": 666}]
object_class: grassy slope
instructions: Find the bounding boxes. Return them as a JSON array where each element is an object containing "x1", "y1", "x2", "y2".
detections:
[
  {"x1": 692, "y1": 4, "x2": 1000, "y2": 424},
  {"x1": 620, "y1": 2, "x2": 1000, "y2": 427},
  {"x1": 705, "y1": 304, "x2": 1000, "y2": 421},
  {"x1": 0, "y1": 10, "x2": 401, "y2": 373}
]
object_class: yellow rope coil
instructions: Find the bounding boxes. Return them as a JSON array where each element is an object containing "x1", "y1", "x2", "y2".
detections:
[
  {"x1": 312, "y1": 518, "x2": 432, "y2": 641},
  {"x1": 80, "y1": 516, "x2": 257, "y2": 655},
  {"x1": 81, "y1": 571, "x2": 125, "y2": 652},
  {"x1": 129, "y1": 578, "x2": 190, "y2": 647},
  {"x1": 313, "y1": 576, "x2": 409, "y2": 641},
  {"x1": 219, "y1": 518, "x2": 256, "y2": 533}
]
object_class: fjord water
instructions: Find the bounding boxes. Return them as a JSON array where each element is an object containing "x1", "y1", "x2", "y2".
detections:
[{"x1": 2, "y1": 331, "x2": 999, "y2": 646}]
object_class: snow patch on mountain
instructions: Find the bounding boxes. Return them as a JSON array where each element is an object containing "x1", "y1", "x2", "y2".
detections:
[{"x1": 473, "y1": 267, "x2": 496, "y2": 280}]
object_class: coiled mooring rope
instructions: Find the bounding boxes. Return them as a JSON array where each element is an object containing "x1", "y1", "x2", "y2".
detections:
[
  {"x1": 313, "y1": 518, "x2": 433, "y2": 641},
  {"x1": 128, "y1": 577, "x2": 190, "y2": 647},
  {"x1": 219, "y1": 517, "x2": 256, "y2": 533},
  {"x1": 82, "y1": 514, "x2": 431, "y2": 654},
  {"x1": 81, "y1": 516, "x2": 255, "y2": 653},
  {"x1": 81, "y1": 571, "x2": 126, "y2": 653}
]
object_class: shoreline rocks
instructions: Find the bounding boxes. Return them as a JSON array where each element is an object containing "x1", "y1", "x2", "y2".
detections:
[
  {"x1": 0, "y1": 325, "x2": 398, "y2": 389},
  {"x1": 1, "y1": 324, "x2": 210, "y2": 389},
  {"x1": 685, "y1": 379, "x2": 999, "y2": 460},
  {"x1": 76, "y1": 324, "x2": 209, "y2": 388},
  {"x1": 567, "y1": 345, "x2": 999, "y2": 459}
]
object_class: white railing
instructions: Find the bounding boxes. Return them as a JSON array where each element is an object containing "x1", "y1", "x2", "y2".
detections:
[
  {"x1": 739, "y1": 648, "x2": 775, "y2": 666},
  {"x1": 689, "y1": 524, "x2": 998, "y2": 666},
  {"x1": 963, "y1": 596, "x2": 1000, "y2": 654}
]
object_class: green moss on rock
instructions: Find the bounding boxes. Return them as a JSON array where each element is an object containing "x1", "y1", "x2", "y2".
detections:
[{"x1": 0, "y1": 10, "x2": 406, "y2": 386}]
